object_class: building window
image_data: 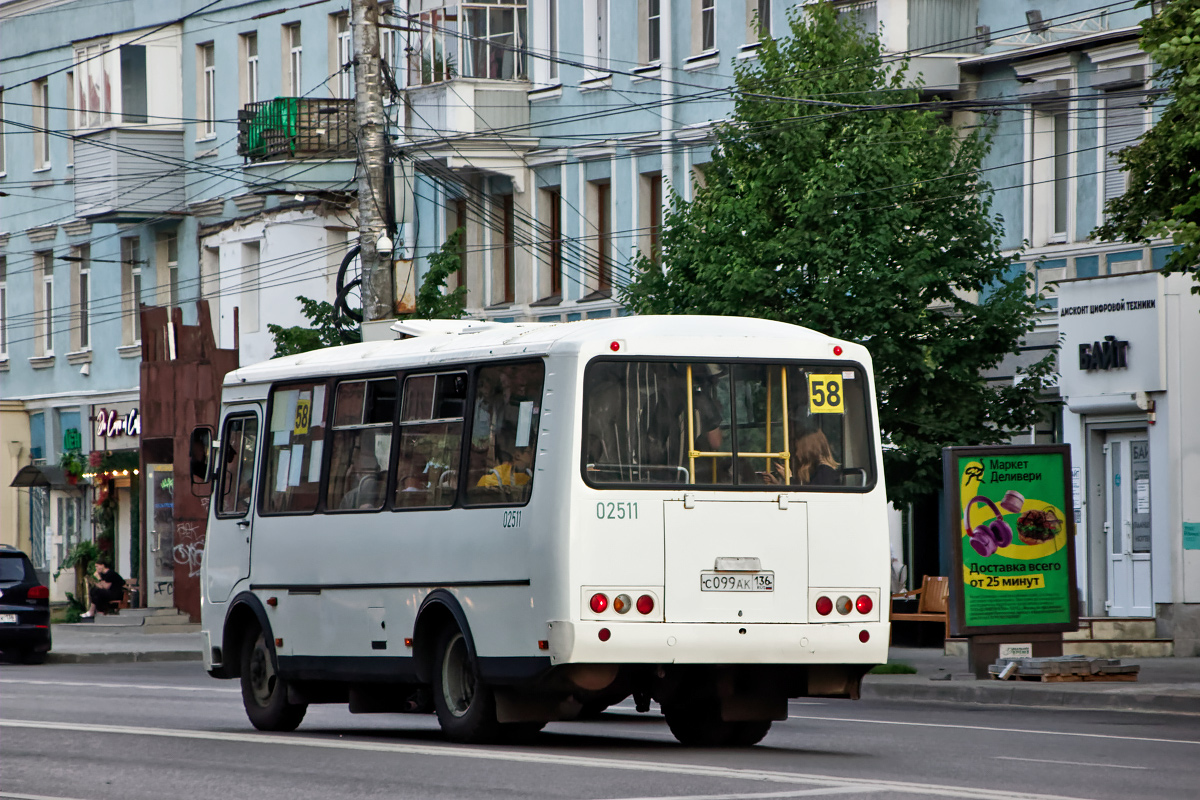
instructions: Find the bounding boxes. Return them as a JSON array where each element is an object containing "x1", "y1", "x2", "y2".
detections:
[
  {"x1": 157, "y1": 232, "x2": 179, "y2": 307},
  {"x1": 33, "y1": 79, "x2": 51, "y2": 169},
  {"x1": 380, "y1": 21, "x2": 398, "y2": 78},
  {"x1": 65, "y1": 73, "x2": 75, "y2": 164},
  {"x1": 642, "y1": 172, "x2": 663, "y2": 265},
  {"x1": 334, "y1": 13, "x2": 353, "y2": 98},
  {"x1": 200, "y1": 43, "x2": 216, "y2": 138},
  {"x1": 539, "y1": 186, "x2": 562, "y2": 298},
  {"x1": 121, "y1": 237, "x2": 142, "y2": 345},
  {"x1": 1028, "y1": 99, "x2": 1072, "y2": 247},
  {"x1": 34, "y1": 252, "x2": 54, "y2": 357},
  {"x1": 549, "y1": 0, "x2": 559, "y2": 80},
  {"x1": 120, "y1": 44, "x2": 148, "y2": 123},
  {"x1": 0, "y1": 257, "x2": 7, "y2": 359},
  {"x1": 286, "y1": 23, "x2": 303, "y2": 95},
  {"x1": 242, "y1": 241, "x2": 260, "y2": 333},
  {"x1": 748, "y1": 0, "x2": 771, "y2": 42},
  {"x1": 700, "y1": 0, "x2": 716, "y2": 52},
  {"x1": 589, "y1": 180, "x2": 612, "y2": 292},
  {"x1": 241, "y1": 33, "x2": 260, "y2": 105},
  {"x1": 75, "y1": 43, "x2": 112, "y2": 128},
  {"x1": 464, "y1": 2, "x2": 528, "y2": 80},
  {"x1": 1104, "y1": 90, "x2": 1146, "y2": 208},
  {"x1": 587, "y1": 0, "x2": 609, "y2": 72},
  {"x1": 449, "y1": 196, "x2": 469, "y2": 294},
  {"x1": 496, "y1": 193, "x2": 516, "y2": 304},
  {"x1": 836, "y1": 1, "x2": 878, "y2": 36},
  {"x1": 0, "y1": 87, "x2": 5, "y2": 173},
  {"x1": 70, "y1": 245, "x2": 91, "y2": 351},
  {"x1": 646, "y1": 0, "x2": 661, "y2": 63}
]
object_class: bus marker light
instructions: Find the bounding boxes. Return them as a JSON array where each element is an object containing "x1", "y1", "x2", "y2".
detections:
[
  {"x1": 538, "y1": 640, "x2": 549, "y2": 650},
  {"x1": 590, "y1": 593, "x2": 608, "y2": 613},
  {"x1": 815, "y1": 596, "x2": 833, "y2": 616},
  {"x1": 613, "y1": 594, "x2": 631, "y2": 614},
  {"x1": 404, "y1": 638, "x2": 413, "y2": 647},
  {"x1": 267, "y1": 597, "x2": 278, "y2": 607},
  {"x1": 610, "y1": 341, "x2": 621, "y2": 352},
  {"x1": 275, "y1": 638, "x2": 284, "y2": 647},
  {"x1": 835, "y1": 595, "x2": 853, "y2": 615},
  {"x1": 636, "y1": 594, "x2": 655, "y2": 615},
  {"x1": 859, "y1": 630, "x2": 870, "y2": 643},
  {"x1": 834, "y1": 345, "x2": 843, "y2": 356},
  {"x1": 598, "y1": 628, "x2": 611, "y2": 642},
  {"x1": 856, "y1": 595, "x2": 873, "y2": 614}
]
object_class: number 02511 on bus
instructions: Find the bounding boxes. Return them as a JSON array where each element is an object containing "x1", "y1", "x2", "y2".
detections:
[{"x1": 190, "y1": 315, "x2": 890, "y2": 747}]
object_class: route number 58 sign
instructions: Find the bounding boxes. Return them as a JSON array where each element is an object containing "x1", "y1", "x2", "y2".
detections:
[{"x1": 807, "y1": 374, "x2": 844, "y2": 414}]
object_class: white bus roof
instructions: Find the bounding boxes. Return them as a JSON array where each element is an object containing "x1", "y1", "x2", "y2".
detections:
[{"x1": 224, "y1": 315, "x2": 866, "y2": 387}]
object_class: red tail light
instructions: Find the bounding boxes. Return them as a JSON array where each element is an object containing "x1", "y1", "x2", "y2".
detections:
[
  {"x1": 859, "y1": 630, "x2": 870, "y2": 643},
  {"x1": 598, "y1": 627, "x2": 611, "y2": 642},
  {"x1": 27, "y1": 585, "x2": 49, "y2": 600},
  {"x1": 636, "y1": 594, "x2": 655, "y2": 615},
  {"x1": 856, "y1": 595, "x2": 873, "y2": 614},
  {"x1": 589, "y1": 593, "x2": 608, "y2": 613},
  {"x1": 815, "y1": 596, "x2": 833, "y2": 616}
]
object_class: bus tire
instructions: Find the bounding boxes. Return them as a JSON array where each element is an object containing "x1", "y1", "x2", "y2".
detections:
[
  {"x1": 240, "y1": 626, "x2": 307, "y2": 732},
  {"x1": 432, "y1": 626, "x2": 500, "y2": 743},
  {"x1": 728, "y1": 720, "x2": 772, "y2": 747},
  {"x1": 662, "y1": 700, "x2": 732, "y2": 747}
]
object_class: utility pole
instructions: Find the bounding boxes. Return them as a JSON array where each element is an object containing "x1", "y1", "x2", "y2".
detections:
[{"x1": 351, "y1": 0, "x2": 394, "y2": 321}]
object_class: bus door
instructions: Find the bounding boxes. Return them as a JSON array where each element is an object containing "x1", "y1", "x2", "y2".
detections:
[
  {"x1": 206, "y1": 407, "x2": 261, "y2": 603},
  {"x1": 663, "y1": 498, "x2": 807, "y2": 623}
]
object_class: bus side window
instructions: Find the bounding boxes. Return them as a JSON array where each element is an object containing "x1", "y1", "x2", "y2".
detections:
[
  {"x1": 218, "y1": 415, "x2": 257, "y2": 517},
  {"x1": 394, "y1": 372, "x2": 467, "y2": 509},
  {"x1": 263, "y1": 382, "x2": 327, "y2": 514},
  {"x1": 326, "y1": 378, "x2": 397, "y2": 511},
  {"x1": 464, "y1": 361, "x2": 545, "y2": 506}
]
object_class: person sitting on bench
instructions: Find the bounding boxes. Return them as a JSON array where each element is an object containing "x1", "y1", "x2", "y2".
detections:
[{"x1": 81, "y1": 559, "x2": 126, "y2": 619}]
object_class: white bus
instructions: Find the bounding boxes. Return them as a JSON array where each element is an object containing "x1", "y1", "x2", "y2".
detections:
[{"x1": 192, "y1": 315, "x2": 890, "y2": 746}]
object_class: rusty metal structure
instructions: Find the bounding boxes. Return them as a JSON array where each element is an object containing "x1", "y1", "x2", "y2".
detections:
[{"x1": 139, "y1": 302, "x2": 238, "y2": 621}]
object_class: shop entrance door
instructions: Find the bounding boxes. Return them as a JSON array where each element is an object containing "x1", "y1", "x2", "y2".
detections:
[
  {"x1": 1105, "y1": 432, "x2": 1153, "y2": 617},
  {"x1": 144, "y1": 463, "x2": 176, "y2": 607}
]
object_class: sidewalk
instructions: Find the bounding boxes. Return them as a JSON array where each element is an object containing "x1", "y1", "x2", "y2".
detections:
[
  {"x1": 35, "y1": 627, "x2": 1200, "y2": 716},
  {"x1": 864, "y1": 646, "x2": 1200, "y2": 715}
]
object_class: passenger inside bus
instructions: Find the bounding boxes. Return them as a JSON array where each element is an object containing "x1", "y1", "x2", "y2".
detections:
[
  {"x1": 760, "y1": 429, "x2": 842, "y2": 486},
  {"x1": 338, "y1": 443, "x2": 386, "y2": 509},
  {"x1": 477, "y1": 441, "x2": 533, "y2": 491}
]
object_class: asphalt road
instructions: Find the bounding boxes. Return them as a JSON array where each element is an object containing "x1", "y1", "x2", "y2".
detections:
[{"x1": 2, "y1": 661, "x2": 1198, "y2": 800}]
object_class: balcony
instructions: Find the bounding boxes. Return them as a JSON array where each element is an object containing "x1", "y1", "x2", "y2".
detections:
[
  {"x1": 407, "y1": 79, "x2": 530, "y2": 140},
  {"x1": 73, "y1": 128, "x2": 186, "y2": 221},
  {"x1": 236, "y1": 98, "x2": 357, "y2": 193}
]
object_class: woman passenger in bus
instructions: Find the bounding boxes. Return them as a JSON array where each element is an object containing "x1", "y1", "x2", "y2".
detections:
[{"x1": 760, "y1": 429, "x2": 841, "y2": 486}]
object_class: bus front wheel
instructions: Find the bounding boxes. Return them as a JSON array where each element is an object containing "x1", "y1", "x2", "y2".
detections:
[
  {"x1": 240, "y1": 626, "x2": 307, "y2": 732},
  {"x1": 432, "y1": 627, "x2": 500, "y2": 743}
]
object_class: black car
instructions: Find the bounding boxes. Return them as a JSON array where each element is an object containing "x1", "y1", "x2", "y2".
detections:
[{"x1": 0, "y1": 544, "x2": 52, "y2": 663}]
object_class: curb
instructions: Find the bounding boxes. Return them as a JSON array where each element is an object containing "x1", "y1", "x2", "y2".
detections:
[
  {"x1": 862, "y1": 679, "x2": 1200, "y2": 715},
  {"x1": 46, "y1": 651, "x2": 203, "y2": 665}
]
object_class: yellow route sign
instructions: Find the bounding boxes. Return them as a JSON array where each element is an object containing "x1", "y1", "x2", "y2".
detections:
[{"x1": 807, "y1": 374, "x2": 844, "y2": 414}]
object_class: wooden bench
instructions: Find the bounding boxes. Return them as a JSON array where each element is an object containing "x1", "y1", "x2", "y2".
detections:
[{"x1": 890, "y1": 575, "x2": 950, "y2": 641}]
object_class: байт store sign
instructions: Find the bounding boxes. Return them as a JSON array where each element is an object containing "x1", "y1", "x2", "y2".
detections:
[{"x1": 943, "y1": 444, "x2": 1079, "y2": 636}]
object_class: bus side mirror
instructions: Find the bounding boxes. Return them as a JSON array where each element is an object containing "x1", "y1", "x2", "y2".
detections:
[{"x1": 190, "y1": 426, "x2": 215, "y2": 485}]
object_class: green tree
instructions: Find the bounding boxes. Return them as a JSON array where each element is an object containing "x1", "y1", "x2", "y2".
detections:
[
  {"x1": 267, "y1": 296, "x2": 361, "y2": 357},
  {"x1": 620, "y1": 3, "x2": 1053, "y2": 504},
  {"x1": 407, "y1": 228, "x2": 467, "y2": 321},
  {"x1": 1094, "y1": 0, "x2": 1200, "y2": 291}
]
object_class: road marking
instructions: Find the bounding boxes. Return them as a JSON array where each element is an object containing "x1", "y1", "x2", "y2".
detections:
[
  {"x1": 1, "y1": 793, "x2": 88, "y2": 800},
  {"x1": 605, "y1": 788, "x2": 876, "y2": 800},
  {"x1": 0, "y1": 679, "x2": 238, "y2": 694},
  {"x1": 993, "y1": 756, "x2": 1147, "y2": 771},
  {"x1": 0, "y1": 718, "x2": 1092, "y2": 800},
  {"x1": 786, "y1": 714, "x2": 1200, "y2": 747}
]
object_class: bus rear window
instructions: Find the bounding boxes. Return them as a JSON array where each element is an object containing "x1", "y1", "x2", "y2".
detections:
[{"x1": 582, "y1": 360, "x2": 875, "y2": 490}]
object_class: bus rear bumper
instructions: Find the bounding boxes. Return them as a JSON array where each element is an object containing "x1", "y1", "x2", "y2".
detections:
[{"x1": 547, "y1": 620, "x2": 889, "y2": 667}]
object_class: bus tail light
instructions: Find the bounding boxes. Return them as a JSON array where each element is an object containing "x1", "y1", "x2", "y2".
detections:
[
  {"x1": 859, "y1": 630, "x2": 870, "y2": 643},
  {"x1": 613, "y1": 594, "x2": 631, "y2": 614},
  {"x1": 598, "y1": 628, "x2": 611, "y2": 642},
  {"x1": 636, "y1": 594, "x2": 654, "y2": 615},
  {"x1": 835, "y1": 595, "x2": 853, "y2": 615},
  {"x1": 815, "y1": 596, "x2": 833, "y2": 616},
  {"x1": 589, "y1": 593, "x2": 608, "y2": 613},
  {"x1": 856, "y1": 595, "x2": 873, "y2": 614}
]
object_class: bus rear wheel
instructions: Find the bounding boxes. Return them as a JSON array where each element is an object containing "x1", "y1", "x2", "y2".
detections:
[
  {"x1": 240, "y1": 626, "x2": 307, "y2": 732},
  {"x1": 432, "y1": 627, "x2": 500, "y2": 743},
  {"x1": 662, "y1": 701, "x2": 772, "y2": 747}
]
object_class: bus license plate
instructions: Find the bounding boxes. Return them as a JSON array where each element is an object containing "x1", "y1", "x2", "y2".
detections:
[
  {"x1": 0, "y1": 614, "x2": 17, "y2": 623},
  {"x1": 699, "y1": 572, "x2": 774, "y2": 592}
]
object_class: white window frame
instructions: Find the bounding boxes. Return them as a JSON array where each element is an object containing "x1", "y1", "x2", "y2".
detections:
[
  {"x1": 241, "y1": 33, "x2": 260, "y2": 105},
  {"x1": 70, "y1": 246, "x2": 91, "y2": 352},
  {"x1": 583, "y1": 0, "x2": 610, "y2": 77},
  {"x1": 242, "y1": 241, "x2": 261, "y2": 333},
  {"x1": 33, "y1": 79, "x2": 51, "y2": 169},
  {"x1": 747, "y1": 0, "x2": 771, "y2": 43},
  {"x1": 0, "y1": 256, "x2": 8, "y2": 359},
  {"x1": 334, "y1": 13, "x2": 353, "y2": 98},
  {"x1": 35, "y1": 253, "x2": 54, "y2": 357},
  {"x1": 646, "y1": 0, "x2": 662, "y2": 64},
  {"x1": 200, "y1": 43, "x2": 217, "y2": 139},
  {"x1": 121, "y1": 236, "x2": 143, "y2": 346},
  {"x1": 287, "y1": 23, "x2": 303, "y2": 95},
  {"x1": 0, "y1": 87, "x2": 5, "y2": 175},
  {"x1": 65, "y1": 72, "x2": 75, "y2": 165},
  {"x1": 1015, "y1": 56, "x2": 1076, "y2": 249}
]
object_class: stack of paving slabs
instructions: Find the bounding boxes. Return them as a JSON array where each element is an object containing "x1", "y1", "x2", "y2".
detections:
[{"x1": 988, "y1": 655, "x2": 1141, "y2": 682}]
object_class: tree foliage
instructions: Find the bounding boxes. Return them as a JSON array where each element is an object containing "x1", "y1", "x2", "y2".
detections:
[
  {"x1": 620, "y1": 3, "x2": 1053, "y2": 504},
  {"x1": 268, "y1": 296, "x2": 361, "y2": 358},
  {"x1": 1094, "y1": 0, "x2": 1200, "y2": 289},
  {"x1": 407, "y1": 228, "x2": 467, "y2": 321}
]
